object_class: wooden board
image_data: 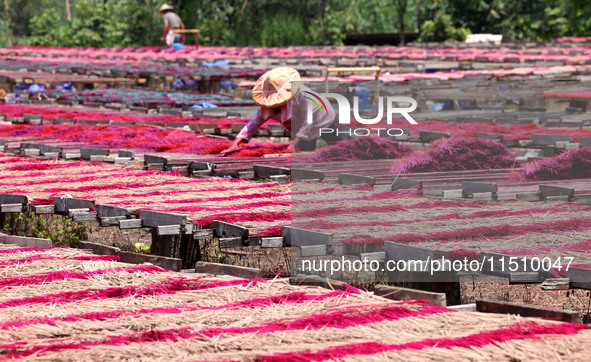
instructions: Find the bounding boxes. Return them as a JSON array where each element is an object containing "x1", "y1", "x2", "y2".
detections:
[
  {"x1": 194, "y1": 261, "x2": 262, "y2": 279},
  {"x1": 373, "y1": 284, "x2": 447, "y2": 306},
  {"x1": 118, "y1": 251, "x2": 182, "y2": 271},
  {"x1": 0, "y1": 234, "x2": 52, "y2": 248},
  {"x1": 476, "y1": 298, "x2": 580, "y2": 323}
]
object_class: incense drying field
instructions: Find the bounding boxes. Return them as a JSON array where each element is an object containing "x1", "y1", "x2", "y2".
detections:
[{"x1": 1, "y1": 38, "x2": 591, "y2": 360}]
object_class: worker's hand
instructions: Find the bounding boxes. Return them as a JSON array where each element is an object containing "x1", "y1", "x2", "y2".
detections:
[
  {"x1": 181, "y1": 35, "x2": 186, "y2": 44},
  {"x1": 220, "y1": 138, "x2": 246, "y2": 157},
  {"x1": 219, "y1": 144, "x2": 241, "y2": 157},
  {"x1": 160, "y1": 36, "x2": 165, "y2": 43}
]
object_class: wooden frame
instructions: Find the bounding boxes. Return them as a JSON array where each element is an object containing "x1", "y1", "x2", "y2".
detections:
[{"x1": 171, "y1": 29, "x2": 200, "y2": 47}]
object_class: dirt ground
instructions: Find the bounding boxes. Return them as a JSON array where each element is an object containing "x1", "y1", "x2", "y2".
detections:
[
  {"x1": 460, "y1": 275, "x2": 591, "y2": 322},
  {"x1": 87, "y1": 221, "x2": 152, "y2": 251}
]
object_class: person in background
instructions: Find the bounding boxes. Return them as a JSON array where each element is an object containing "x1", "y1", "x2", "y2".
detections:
[
  {"x1": 158, "y1": 4, "x2": 185, "y2": 46},
  {"x1": 220, "y1": 67, "x2": 335, "y2": 156}
]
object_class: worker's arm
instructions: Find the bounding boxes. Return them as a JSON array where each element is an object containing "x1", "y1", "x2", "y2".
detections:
[
  {"x1": 161, "y1": 20, "x2": 170, "y2": 43},
  {"x1": 237, "y1": 108, "x2": 268, "y2": 141},
  {"x1": 219, "y1": 108, "x2": 267, "y2": 156}
]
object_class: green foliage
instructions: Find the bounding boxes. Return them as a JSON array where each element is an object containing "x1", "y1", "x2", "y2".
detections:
[
  {"x1": 418, "y1": 11, "x2": 470, "y2": 42},
  {"x1": 309, "y1": 11, "x2": 347, "y2": 46},
  {"x1": 29, "y1": 0, "x2": 140, "y2": 47},
  {"x1": 499, "y1": 2, "x2": 569, "y2": 41},
  {"x1": 432, "y1": 0, "x2": 506, "y2": 34},
  {"x1": 566, "y1": 0, "x2": 591, "y2": 35},
  {"x1": 193, "y1": 0, "x2": 332, "y2": 46},
  {"x1": 116, "y1": 0, "x2": 162, "y2": 46},
  {"x1": 0, "y1": 19, "x2": 11, "y2": 47},
  {"x1": 28, "y1": 7, "x2": 62, "y2": 46},
  {"x1": 350, "y1": 0, "x2": 397, "y2": 33},
  {"x1": 421, "y1": 0, "x2": 582, "y2": 42},
  {"x1": 3, "y1": 212, "x2": 88, "y2": 248},
  {"x1": 4, "y1": 0, "x2": 591, "y2": 46},
  {"x1": 258, "y1": 12, "x2": 308, "y2": 47},
  {"x1": 193, "y1": 0, "x2": 239, "y2": 46}
]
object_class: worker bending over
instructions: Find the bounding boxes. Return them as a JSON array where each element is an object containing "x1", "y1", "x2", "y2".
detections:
[{"x1": 220, "y1": 67, "x2": 335, "y2": 156}]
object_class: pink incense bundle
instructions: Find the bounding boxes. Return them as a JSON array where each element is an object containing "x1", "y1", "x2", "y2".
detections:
[
  {"x1": 519, "y1": 147, "x2": 591, "y2": 181},
  {"x1": 391, "y1": 137, "x2": 517, "y2": 173},
  {"x1": 301, "y1": 137, "x2": 413, "y2": 163}
]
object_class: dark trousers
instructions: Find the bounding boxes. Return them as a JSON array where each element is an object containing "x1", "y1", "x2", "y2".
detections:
[{"x1": 298, "y1": 139, "x2": 317, "y2": 151}]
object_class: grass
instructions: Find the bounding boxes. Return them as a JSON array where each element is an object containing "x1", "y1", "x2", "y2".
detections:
[{"x1": 2, "y1": 212, "x2": 88, "y2": 248}]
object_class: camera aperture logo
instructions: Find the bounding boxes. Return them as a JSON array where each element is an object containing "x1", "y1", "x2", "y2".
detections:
[
  {"x1": 298, "y1": 83, "x2": 418, "y2": 137},
  {"x1": 302, "y1": 90, "x2": 329, "y2": 115}
]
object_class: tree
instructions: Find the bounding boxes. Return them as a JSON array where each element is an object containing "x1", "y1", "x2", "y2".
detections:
[
  {"x1": 4, "y1": 0, "x2": 12, "y2": 45},
  {"x1": 415, "y1": 0, "x2": 420, "y2": 33},
  {"x1": 65, "y1": 0, "x2": 71, "y2": 21},
  {"x1": 394, "y1": 0, "x2": 408, "y2": 45}
]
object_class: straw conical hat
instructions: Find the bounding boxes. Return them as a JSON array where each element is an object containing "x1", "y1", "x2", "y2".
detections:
[
  {"x1": 252, "y1": 67, "x2": 301, "y2": 108},
  {"x1": 158, "y1": 4, "x2": 174, "y2": 13}
]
